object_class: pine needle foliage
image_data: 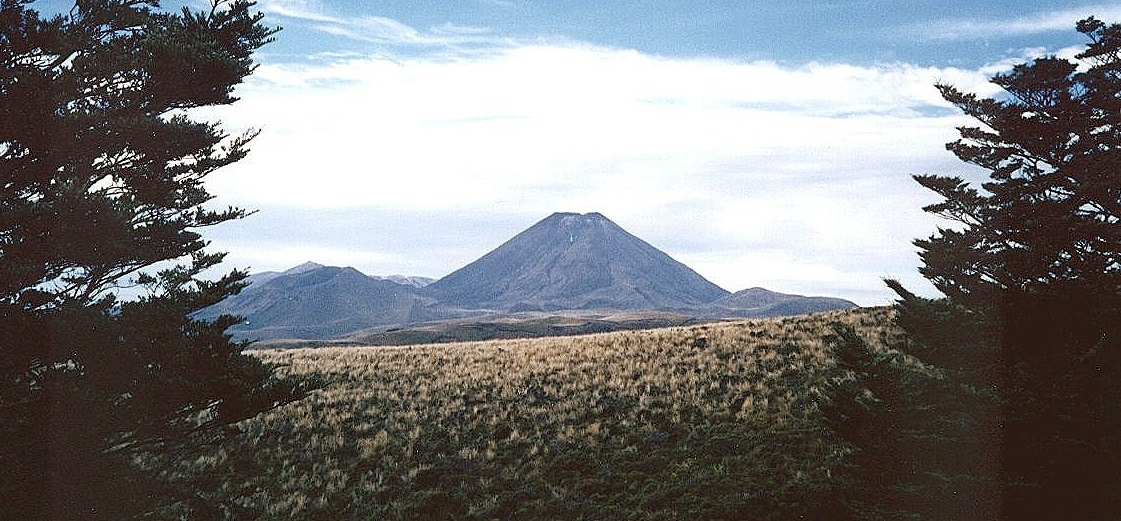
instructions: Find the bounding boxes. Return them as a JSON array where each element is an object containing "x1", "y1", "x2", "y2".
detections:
[
  {"x1": 0, "y1": 2, "x2": 314, "y2": 518},
  {"x1": 836, "y1": 17, "x2": 1121, "y2": 520}
]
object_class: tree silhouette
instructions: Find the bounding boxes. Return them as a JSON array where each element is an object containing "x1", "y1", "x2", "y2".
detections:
[
  {"x1": 892, "y1": 16, "x2": 1121, "y2": 520},
  {"x1": 822, "y1": 318, "x2": 1001, "y2": 520},
  {"x1": 0, "y1": 1, "x2": 313, "y2": 518}
]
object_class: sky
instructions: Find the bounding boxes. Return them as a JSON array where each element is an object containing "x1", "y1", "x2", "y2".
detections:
[{"x1": 134, "y1": 1, "x2": 1121, "y2": 305}]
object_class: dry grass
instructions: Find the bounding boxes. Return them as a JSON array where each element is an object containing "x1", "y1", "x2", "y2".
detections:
[{"x1": 157, "y1": 307, "x2": 898, "y2": 519}]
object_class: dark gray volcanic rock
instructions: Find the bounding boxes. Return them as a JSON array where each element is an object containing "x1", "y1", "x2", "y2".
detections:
[
  {"x1": 702, "y1": 287, "x2": 857, "y2": 318},
  {"x1": 423, "y1": 212, "x2": 731, "y2": 312},
  {"x1": 199, "y1": 264, "x2": 452, "y2": 341}
]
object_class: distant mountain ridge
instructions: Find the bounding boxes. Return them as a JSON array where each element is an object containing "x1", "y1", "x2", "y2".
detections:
[
  {"x1": 704, "y1": 287, "x2": 858, "y2": 318},
  {"x1": 243, "y1": 262, "x2": 435, "y2": 289},
  {"x1": 199, "y1": 212, "x2": 857, "y2": 342},
  {"x1": 202, "y1": 264, "x2": 450, "y2": 340}
]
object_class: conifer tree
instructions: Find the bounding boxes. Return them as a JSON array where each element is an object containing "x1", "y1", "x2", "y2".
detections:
[
  {"x1": 894, "y1": 16, "x2": 1121, "y2": 519},
  {"x1": 0, "y1": 1, "x2": 313, "y2": 518},
  {"x1": 822, "y1": 321, "x2": 1000, "y2": 520}
]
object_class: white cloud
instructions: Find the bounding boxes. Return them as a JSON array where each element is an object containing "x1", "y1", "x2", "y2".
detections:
[
  {"x1": 257, "y1": 0, "x2": 338, "y2": 23},
  {"x1": 197, "y1": 38, "x2": 1005, "y2": 306},
  {"x1": 258, "y1": 0, "x2": 499, "y2": 48},
  {"x1": 913, "y1": 5, "x2": 1121, "y2": 40}
]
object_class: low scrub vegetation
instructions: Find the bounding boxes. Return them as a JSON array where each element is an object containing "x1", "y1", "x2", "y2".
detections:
[{"x1": 146, "y1": 307, "x2": 899, "y2": 519}]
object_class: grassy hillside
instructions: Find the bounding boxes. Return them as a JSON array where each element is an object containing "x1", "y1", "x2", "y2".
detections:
[{"x1": 150, "y1": 307, "x2": 899, "y2": 520}]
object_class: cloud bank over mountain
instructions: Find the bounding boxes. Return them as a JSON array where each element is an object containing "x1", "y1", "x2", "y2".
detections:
[{"x1": 191, "y1": 0, "x2": 1101, "y2": 306}]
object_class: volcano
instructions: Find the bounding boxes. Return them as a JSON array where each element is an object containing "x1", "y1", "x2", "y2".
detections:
[{"x1": 423, "y1": 212, "x2": 731, "y2": 312}]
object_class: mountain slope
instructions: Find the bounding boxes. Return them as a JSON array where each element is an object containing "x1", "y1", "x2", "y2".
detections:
[
  {"x1": 423, "y1": 212, "x2": 731, "y2": 312},
  {"x1": 240, "y1": 261, "x2": 325, "y2": 288},
  {"x1": 702, "y1": 287, "x2": 857, "y2": 318},
  {"x1": 199, "y1": 264, "x2": 450, "y2": 341},
  {"x1": 378, "y1": 275, "x2": 436, "y2": 288}
]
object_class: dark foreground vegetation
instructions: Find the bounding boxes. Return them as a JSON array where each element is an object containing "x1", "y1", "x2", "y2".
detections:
[
  {"x1": 0, "y1": 1, "x2": 313, "y2": 518},
  {"x1": 838, "y1": 16, "x2": 1121, "y2": 520}
]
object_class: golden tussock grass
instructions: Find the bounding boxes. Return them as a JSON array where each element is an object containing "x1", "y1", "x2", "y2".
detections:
[{"x1": 158, "y1": 307, "x2": 898, "y2": 520}]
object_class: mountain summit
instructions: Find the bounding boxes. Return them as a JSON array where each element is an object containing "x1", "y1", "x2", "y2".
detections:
[{"x1": 424, "y1": 212, "x2": 730, "y2": 312}]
